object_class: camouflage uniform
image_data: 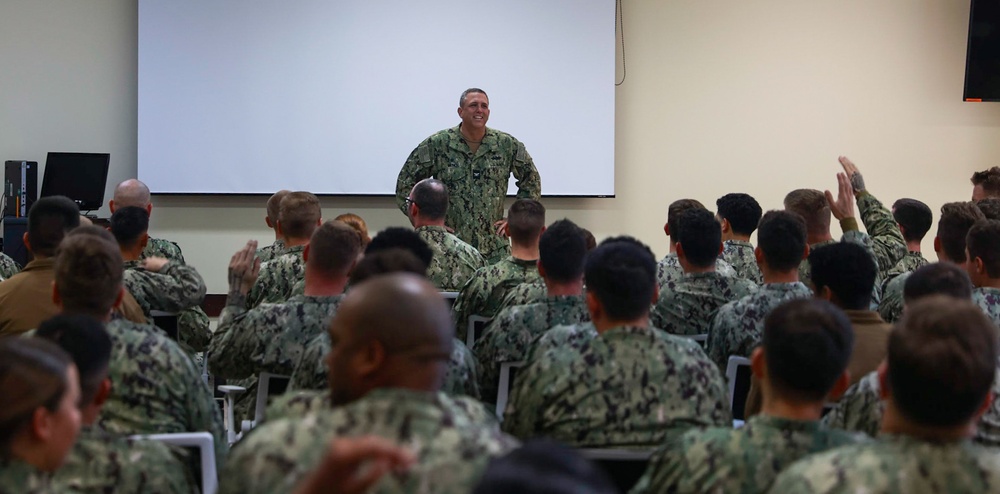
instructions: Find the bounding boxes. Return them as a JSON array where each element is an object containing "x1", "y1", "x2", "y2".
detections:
[
  {"x1": 878, "y1": 271, "x2": 909, "y2": 323},
  {"x1": 396, "y1": 125, "x2": 542, "y2": 263},
  {"x1": 246, "y1": 245, "x2": 305, "y2": 308},
  {"x1": 973, "y1": 287, "x2": 1000, "y2": 328},
  {"x1": 722, "y1": 239, "x2": 762, "y2": 285},
  {"x1": 706, "y1": 282, "x2": 814, "y2": 371},
  {"x1": 97, "y1": 318, "x2": 227, "y2": 467},
  {"x1": 140, "y1": 237, "x2": 185, "y2": 263},
  {"x1": 856, "y1": 191, "x2": 908, "y2": 281},
  {"x1": 451, "y1": 256, "x2": 541, "y2": 342},
  {"x1": 885, "y1": 250, "x2": 928, "y2": 281},
  {"x1": 770, "y1": 435, "x2": 1000, "y2": 493},
  {"x1": 122, "y1": 260, "x2": 210, "y2": 351},
  {"x1": 136, "y1": 238, "x2": 213, "y2": 353},
  {"x1": 474, "y1": 295, "x2": 590, "y2": 404},
  {"x1": 255, "y1": 239, "x2": 285, "y2": 264},
  {"x1": 0, "y1": 460, "x2": 63, "y2": 494},
  {"x1": 651, "y1": 272, "x2": 757, "y2": 336},
  {"x1": 630, "y1": 414, "x2": 866, "y2": 494},
  {"x1": 0, "y1": 252, "x2": 20, "y2": 279},
  {"x1": 494, "y1": 281, "x2": 547, "y2": 313},
  {"x1": 503, "y1": 325, "x2": 731, "y2": 448},
  {"x1": 220, "y1": 388, "x2": 519, "y2": 494},
  {"x1": 55, "y1": 425, "x2": 195, "y2": 493},
  {"x1": 657, "y1": 253, "x2": 736, "y2": 289},
  {"x1": 416, "y1": 225, "x2": 486, "y2": 291}
]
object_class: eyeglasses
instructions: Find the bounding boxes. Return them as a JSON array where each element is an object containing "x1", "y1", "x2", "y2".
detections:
[{"x1": 404, "y1": 197, "x2": 418, "y2": 208}]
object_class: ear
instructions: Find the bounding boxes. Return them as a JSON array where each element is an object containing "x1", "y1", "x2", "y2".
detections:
[
  {"x1": 750, "y1": 346, "x2": 766, "y2": 379},
  {"x1": 30, "y1": 406, "x2": 53, "y2": 442},
  {"x1": 877, "y1": 361, "x2": 890, "y2": 401},
  {"x1": 663, "y1": 223, "x2": 670, "y2": 237},
  {"x1": 52, "y1": 280, "x2": 62, "y2": 308},
  {"x1": 897, "y1": 224, "x2": 907, "y2": 238},
  {"x1": 93, "y1": 378, "x2": 112, "y2": 408},
  {"x1": 675, "y1": 242, "x2": 686, "y2": 261},
  {"x1": 276, "y1": 220, "x2": 285, "y2": 237},
  {"x1": 265, "y1": 216, "x2": 274, "y2": 229},
  {"x1": 754, "y1": 246, "x2": 764, "y2": 266},
  {"x1": 146, "y1": 204, "x2": 153, "y2": 216},
  {"x1": 973, "y1": 392, "x2": 995, "y2": 422},
  {"x1": 650, "y1": 284, "x2": 660, "y2": 305},
  {"x1": 717, "y1": 242, "x2": 724, "y2": 256},
  {"x1": 816, "y1": 285, "x2": 834, "y2": 301},
  {"x1": 720, "y1": 217, "x2": 731, "y2": 234},
  {"x1": 585, "y1": 291, "x2": 601, "y2": 319},
  {"x1": 933, "y1": 236, "x2": 942, "y2": 256},
  {"x1": 975, "y1": 256, "x2": 986, "y2": 275},
  {"x1": 108, "y1": 200, "x2": 116, "y2": 213},
  {"x1": 536, "y1": 260, "x2": 547, "y2": 279},
  {"x1": 139, "y1": 233, "x2": 149, "y2": 250},
  {"x1": 826, "y1": 371, "x2": 851, "y2": 402},
  {"x1": 22, "y1": 232, "x2": 31, "y2": 253},
  {"x1": 303, "y1": 243, "x2": 311, "y2": 263},
  {"x1": 112, "y1": 287, "x2": 125, "y2": 311},
  {"x1": 801, "y1": 243, "x2": 811, "y2": 261},
  {"x1": 357, "y1": 339, "x2": 386, "y2": 379}
]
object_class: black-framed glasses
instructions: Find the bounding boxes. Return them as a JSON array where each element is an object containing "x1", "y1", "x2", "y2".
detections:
[{"x1": 404, "y1": 197, "x2": 417, "y2": 209}]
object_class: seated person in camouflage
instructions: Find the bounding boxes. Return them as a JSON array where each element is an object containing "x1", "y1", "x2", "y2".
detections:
[
  {"x1": 880, "y1": 202, "x2": 985, "y2": 322},
  {"x1": 707, "y1": 210, "x2": 813, "y2": 371},
  {"x1": 885, "y1": 198, "x2": 932, "y2": 280},
  {"x1": 632, "y1": 298, "x2": 864, "y2": 494},
  {"x1": 657, "y1": 199, "x2": 736, "y2": 289},
  {"x1": 255, "y1": 189, "x2": 289, "y2": 263},
  {"x1": 110, "y1": 206, "x2": 210, "y2": 353},
  {"x1": 972, "y1": 165, "x2": 1000, "y2": 202},
  {"x1": 651, "y1": 208, "x2": 756, "y2": 336},
  {"x1": 247, "y1": 191, "x2": 321, "y2": 308},
  {"x1": 55, "y1": 227, "x2": 227, "y2": 466},
  {"x1": 37, "y1": 315, "x2": 195, "y2": 493},
  {"x1": 772, "y1": 296, "x2": 1000, "y2": 493},
  {"x1": 209, "y1": 221, "x2": 362, "y2": 421},
  {"x1": 716, "y1": 192, "x2": 763, "y2": 284},
  {"x1": 475, "y1": 219, "x2": 591, "y2": 404},
  {"x1": 504, "y1": 237, "x2": 730, "y2": 448},
  {"x1": 221, "y1": 273, "x2": 518, "y2": 494},
  {"x1": 966, "y1": 220, "x2": 1000, "y2": 327},
  {"x1": 452, "y1": 199, "x2": 545, "y2": 342},
  {"x1": 406, "y1": 178, "x2": 485, "y2": 291}
]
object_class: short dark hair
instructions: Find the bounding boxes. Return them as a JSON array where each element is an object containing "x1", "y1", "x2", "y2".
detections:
[
  {"x1": 666, "y1": 199, "x2": 705, "y2": 238},
  {"x1": 757, "y1": 210, "x2": 807, "y2": 272},
  {"x1": 675, "y1": 208, "x2": 722, "y2": 268},
  {"x1": 350, "y1": 249, "x2": 428, "y2": 285},
  {"x1": 580, "y1": 228, "x2": 597, "y2": 251},
  {"x1": 584, "y1": 237, "x2": 656, "y2": 321},
  {"x1": 27, "y1": 196, "x2": 80, "y2": 257},
  {"x1": 36, "y1": 314, "x2": 112, "y2": 407},
  {"x1": 971, "y1": 166, "x2": 1000, "y2": 197},
  {"x1": 716, "y1": 193, "x2": 763, "y2": 236},
  {"x1": 763, "y1": 299, "x2": 854, "y2": 402},
  {"x1": 892, "y1": 198, "x2": 933, "y2": 243},
  {"x1": 266, "y1": 190, "x2": 291, "y2": 225},
  {"x1": 539, "y1": 219, "x2": 587, "y2": 283},
  {"x1": 976, "y1": 198, "x2": 1000, "y2": 221},
  {"x1": 411, "y1": 179, "x2": 448, "y2": 220},
  {"x1": 784, "y1": 189, "x2": 831, "y2": 236},
  {"x1": 809, "y1": 243, "x2": 876, "y2": 310},
  {"x1": 968, "y1": 220, "x2": 1000, "y2": 278},
  {"x1": 365, "y1": 227, "x2": 433, "y2": 270},
  {"x1": 308, "y1": 220, "x2": 363, "y2": 276},
  {"x1": 109, "y1": 206, "x2": 149, "y2": 248},
  {"x1": 459, "y1": 88, "x2": 488, "y2": 107},
  {"x1": 903, "y1": 262, "x2": 973, "y2": 304},
  {"x1": 937, "y1": 202, "x2": 985, "y2": 263},
  {"x1": 278, "y1": 191, "x2": 321, "y2": 240},
  {"x1": 508, "y1": 199, "x2": 546, "y2": 245},
  {"x1": 473, "y1": 440, "x2": 616, "y2": 494},
  {"x1": 55, "y1": 228, "x2": 123, "y2": 318},
  {"x1": 890, "y1": 296, "x2": 998, "y2": 427}
]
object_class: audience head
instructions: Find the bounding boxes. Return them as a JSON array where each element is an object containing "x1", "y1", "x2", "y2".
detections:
[
  {"x1": 716, "y1": 193, "x2": 762, "y2": 238},
  {"x1": 507, "y1": 199, "x2": 546, "y2": 246},
  {"x1": 935, "y1": 202, "x2": 985, "y2": 263},
  {"x1": 892, "y1": 198, "x2": 933, "y2": 244},
  {"x1": 408, "y1": 179, "x2": 449, "y2": 224},
  {"x1": 756, "y1": 210, "x2": 808, "y2": 273},
  {"x1": 971, "y1": 166, "x2": 1000, "y2": 202},
  {"x1": 538, "y1": 219, "x2": 587, "y2": 284},
  {"x1": 0, "y1": 338, "x2": 80, "y2": 471},
  {"x1": 334, "y1": 213, "x2": 371, "y2": 248},
  {"x1": 757, "y1": 298, "x2": 853, "y2": 404},
  {"x1": 580, "y1": 228, "x2": 597, "y2": 251},
  {"x1": 473, "y1": 440, "x2": 617, "y2": 494},
  {"x1": 278, "y1": 191, "x2": 322, "y2": 241},
  {"x1": 36, "y1": 315, "x2": 113, "y2": 423},
  {"x1": 886, "y1": 296, "x2": 998, "y2": 431},
  {"x1": 109, "y1": 179, "x2": 151, "y2": 213},
  {"x1": 665, "y1": 199, "x2": 705, "y2": 239},
  {"x1": 109, "y1": 206, "x2": 150, "y2": 251},
  {"x1": 965, "y1": 219, "x2": 1000, "y2": 286},
  {"x1": 809, "y1": 243, "x2": 877, "y2": 311},
  {"x1": 675, "y1": 208, "x2": 722, "y2": 269},
  {"x1": 54, "y1": 227, "x2": 124, "y2": 320},
  {"x1": 350, "y1": 249, "x2": 428, "y2": 285},
  {"x1": 584, "y1": 237, "x2": 657, "y2": 325},
  {"x1": 977, "y1": 198, "x2": 1000, "y2": 221},
  {"x1": 26, "y1": 196, "x2": 81, "y2": 258},
  {"x1": 365, "y1": 227, "x2": 433, "y2": 271},
  {"x1": 784, "y1": 189, "x2": 831, "y2": 238},
  {"x1": 903, "y1": 262, "x2": 973, "y2": 306},
  {"x1": 305, "y1": 220, "x2": 363, "y2": 279},
  {"x1": 326, "y1": 274, "x2": 453, "y2": 406},
  {"x1": 265, "y1": 190, "x2": 291, "y2": 229}
]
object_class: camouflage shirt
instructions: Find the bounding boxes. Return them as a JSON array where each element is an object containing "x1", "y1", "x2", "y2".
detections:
[
  {"x1": 856, "y1": 191, "x2": 908, "y2": 281},
  {"x1": 140, "y1": 237, "x2": 185, "y2": 263},
  {"x1": 451, "y1": 256, "x2": 541, "y2": 342},
  {"x1": 474, "y1": 295, "x2": 590, "y2": 404},
  {"x1": 255, "y1": 239, "x2": 285, "y2": 264},
  {"x1": 247, "y1": 245, "x2": 305, "y2": 308},
  {"x1": 494, "y1": 281, "x2": 547, "y2": 314},
  {"x1": 0, "y1": 460, "x2": 66, "y2": 494},
  {"x1": 416, "y1": 225, "x2": 486, "y2": 291},
  {"x1": 657, "y1": 253, "x2": 736, "y2": 289},
  {"x1": 878, "y1": 271, "x2": 910, "y2": 323},
  {"x1": 973, "y1": 287, "x2": 1000, "y2": 329},
  {"x1": 706, "y1": 282, "x2": 814, "y2": 371},
  {"x1": 630, "y1": 414, "x2": 866, "y2": 494},
  {"x1": 722, "y1": 240, "x2": 763, "y2": 285},
  {"x1": 770, "y1": 435, "x2": 1000, "y2": 494},
  {"x1": 122, "y1": 260, "x2": 209, "y2": 351},
  {"x1": 220, "y1": 388, "x2": 519, "y2": 494},
  {"x1": 885, "y1": 250, "x2": 928, "y2": 281},
  {"x1": 651, "y1": 271, "x2": 758, "y2": 336},
  {"x1": 396, "y1": 125, "x2": 542, "y2": 263},
  {"x1": 503, "y1": 324, "x2": 731, "y2": 448},
  {"x1": 55, "y1": 425, "x2": 195, "y2": 494},
  {"x1": 0, "y1": 252, "x2": 21, "y2": 279}
]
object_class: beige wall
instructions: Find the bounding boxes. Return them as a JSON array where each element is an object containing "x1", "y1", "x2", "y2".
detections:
[{"x1": 3, "y1": 1, "x2": 1000, "y2": 293}]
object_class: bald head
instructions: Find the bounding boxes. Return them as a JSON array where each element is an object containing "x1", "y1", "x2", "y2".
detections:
[{"x1": 111, "y1": 179, "x2": 151, "y2": 211}]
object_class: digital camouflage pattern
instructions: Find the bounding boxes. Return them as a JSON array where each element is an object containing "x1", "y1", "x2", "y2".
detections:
[
  {"x1": 246, "y1": 245, "x2": 305, "y2": 308},
  {"x1": 657, "y1": 253, "x2": 736, "y2": 289},
  {"x1": 474, "y1": 295, "x2": 590, "y2": 404},
  {"x1": 254, "y1": 239, "x2": 285, "y2": 264},
  {"x1": 494, "y1": 281, "x2": 547, "y2": 314},
  {"x1": 220, "y1": 388, "x2": 519, "y2": 494},
  {"x1": 96, "y1": 318, "x2": 227, "y2": 467},
  {"x1": 878, "y1": 271, "x2": 910, "y2": 323},
  {"x1": 769, "y1": 435, "x2": 1000, "y2": 494},
  {"x1": 722, "y1": 240, "x2": 763, "y2": 285},
  {"x1": 651, "y1": 272, "x2": 757, "y2": 336},
  {"x1": 451, "y1": 256, "x2": 541, "y2": 342},
  {"x1": 885, "y1": 251, "x2": 928, "y2": 282},
  {"x1": 209, "y1": 294, "x2": 342, "y2": 420},
  {"x1": 0, "y1": 252, "x2": 20, "y2": 279},
  {"x1": 856, "y1": 191, "x2": 908, "y2": 281},
  {"x1": 396, "y1": 125, "x2": 541, "y2": 263},
  {"x1": 122, "y1": 260, "x2": 210, "y2": 352},
  {"x1": 706, "y1": 282, "x2": 814, "y2": 371},
  {"x1": 55, "y1": 425, "x2": 195, "y2": 494},
  {"x1": 416, "y1": 225, "x2": 486, "y2": 291},
  {"x1": 140, "y1": 237, "x2": 185, "y2": 264},
  {"x1": 503, "y1": 325, "x2": 730, "y2": 448},
  {"x1": 0, "y1": 460, "x2": 64, "y2": 494},
  {"x1": 973, "y1": 287, "x2": 1000, "y2": 329},
  {"x1": 630, "y1": 415, "x2": 866, "y2": 494}
]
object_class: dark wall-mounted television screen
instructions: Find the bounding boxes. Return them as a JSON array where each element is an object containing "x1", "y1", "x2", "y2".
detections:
[
  {"x1": 40, "y1": 152, "x2": 111, "y2": 212},
  {"x1": 965, "y1": 0, "x2": 1000, "y2": 102}
]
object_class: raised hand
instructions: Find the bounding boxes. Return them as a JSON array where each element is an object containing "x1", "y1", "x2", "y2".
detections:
[
  {"x1": 838, "y1": 155, "x2": 866, "y2": 193},
  {"x1": 825, "y1": 172, "x2": 857, "y2": 221},
  {"x1": 227, "y1": 240, "x2": 260, "y2": 301}
]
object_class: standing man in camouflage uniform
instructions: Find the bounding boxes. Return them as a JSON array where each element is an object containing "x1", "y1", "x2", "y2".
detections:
[
  {"x1": 772, "y1": 296, "x2": 1000, "y2": 493},
  {"x1": 657, "y1": 199, "x2": 737, "y2": 289},
  {"x1": 971, "y1": 166, "x2": 1000, "y2": 202},
  {"x1": 396, "y1": 88, "x2": 541, "y2": 263},
  {"x1": 255, "y1": 189, "x2": 290, "y2": 263},
  {"x1": 504, "y1": 237, "x2": 730, "y2": 448},
  {"x1": 886, "y1": 198, "x2": 932, "y2": 278},
  {"x1": 247, "y1": 191, "x2": 321, "y2": 308},
  {"x1": 716, "y1": 192, "x2": 763, "y2": 284},
  {"x1": 406, "y1": 178, "x2": 486, "y2": 291},
  {"x1": 220, "y1": 274, "x2": 518, "y2": 494},
  {"x1": 966, "y1": 220, "x2": 1000, "y2": 326},
  {"x1": 632, "y1": 298, "x2": 864, "y2": 494},
  {"x1": 651, "y1": 208, "x2": 756, "y2": 336}
]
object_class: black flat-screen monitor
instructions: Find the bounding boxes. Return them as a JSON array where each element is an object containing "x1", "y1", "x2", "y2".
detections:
[
  {"x1": 965, "y1": 0, "x2": 1000, "y2": 102},
  {"x1": 40, "y1": 152, "x2": 110, "y2": 211}
]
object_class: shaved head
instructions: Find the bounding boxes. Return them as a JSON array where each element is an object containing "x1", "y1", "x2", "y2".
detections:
[{"x1": 112, "y1": 179, "x2": 151, "y2": 210}]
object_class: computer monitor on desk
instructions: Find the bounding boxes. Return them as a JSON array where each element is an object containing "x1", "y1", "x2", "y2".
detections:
[{"x1": 40, "y1": 152, "x2": 110, "y2": 213}]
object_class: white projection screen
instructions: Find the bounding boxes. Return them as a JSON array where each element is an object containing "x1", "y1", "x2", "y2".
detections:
[{"x1": 138, "y1": 0, "x2": 616, "y2": 196}]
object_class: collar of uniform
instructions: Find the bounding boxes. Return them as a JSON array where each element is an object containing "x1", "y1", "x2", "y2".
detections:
[
  {"x1": 447, "y1": 124, "x2": 495, "y2": 152},
  {"x1": 748, "y1": 414, "x2": 823, "y2": 433},
  {"x1": 681, "y1": 271, "x2": 723, "y2": 282},
  {"x1": 415, "y1": 225, "x2": 449, "y2": 235},
  {"x1": 906, "y1": 250, "x2": 924, "y2": 258},
  {"x1": 875, "y1": 433, "x2": 973, "y2": 449},
  {"x1": 123, "y1": 259, "x2": 144, "y2": 270},
  {"x1": 21, "y1": 257, "x2": 56, "y2": 272},
  {"x1": 506, "y1": 256, "x2": 539, "y2": 268},
  {"x1": 760, "y1": 281, "x2": 811, "y2": 293},
  {"x1": 809, "y1": 239, "x2": 838, "y2": 249},
  {"x1": 283, "y1": 244, "x2": 306, "y2": 255},
  {"x1": 545, "y1": 294, "x2": 586, "y2": 307},
  {"x1": 842, "y1": 309, "x2": 885, "y2": 325},
  {"x1": 0, "y1": 459, "x2": 52, "y2": 488},
  {"x1": 292, "y1": 293, "x2": 344, "y2": 305},
  {"x1": 724, "y1": 239, "x2": 754, "y2": 249},
  {"x1": 659, "y1": 253, "x2": 678, "y2": 265},
  {"x1": 599, "y1": 325, "x2": 656, "y2": 339}
]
